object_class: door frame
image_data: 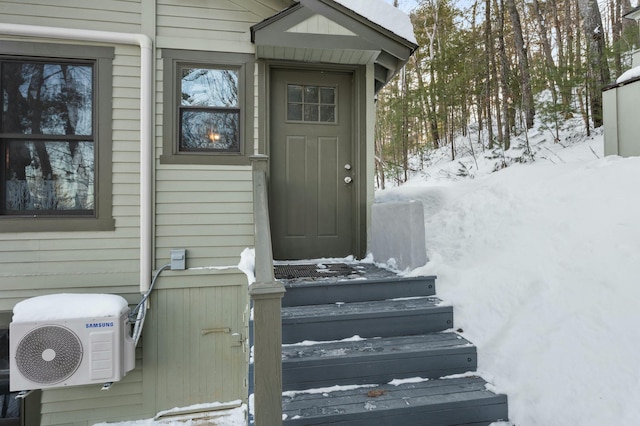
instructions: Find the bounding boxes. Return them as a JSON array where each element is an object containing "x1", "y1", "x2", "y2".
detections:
[{"x1": 259, "y1": 60, "x2": 367, "y2": 259}]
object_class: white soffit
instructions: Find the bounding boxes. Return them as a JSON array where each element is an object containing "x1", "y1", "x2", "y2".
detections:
[{"x1": 286, "y1": 14, "x2": 357, "y2": 36}]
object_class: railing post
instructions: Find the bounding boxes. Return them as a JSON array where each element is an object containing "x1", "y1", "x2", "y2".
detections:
[
  {"x1": 250, "y1": 281, "x2": 285, "y2": 426},
  {"x1": 250, "y1": 155, "x2": 285, "y2": 426}
]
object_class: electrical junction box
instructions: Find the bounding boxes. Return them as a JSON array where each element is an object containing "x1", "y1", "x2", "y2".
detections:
[{"x1": 170, "y1": 249, "x2": 186, "y2": 270}]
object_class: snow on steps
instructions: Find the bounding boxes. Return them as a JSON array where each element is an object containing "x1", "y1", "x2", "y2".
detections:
[
  {"x1": 282, "y1": 376, "x2": 507, "y2": 426},
  {"x1": 282, "y1": 332, "x2": 477, "y2": 391},
  {"x1": 280, "y1": 273, "x2": 509, "y2": 425},
  {"x1": 281, "y1": 297, "x2": 453, "y2": 344}
]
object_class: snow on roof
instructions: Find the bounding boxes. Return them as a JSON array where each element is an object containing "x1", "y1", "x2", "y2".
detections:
[
  {"x1": 616, "y1": 65, "x2": 640, "y2": 84},
  {"x1": 333, "y1": 0, "x2": 417, "y2": 45},
  {"x1": 13, "y1": 293, "x2": 129, "y2": 323}
]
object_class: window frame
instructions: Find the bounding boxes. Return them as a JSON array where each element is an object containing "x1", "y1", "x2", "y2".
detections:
[
  {"x1": 0, "y1": 41, "x2": 114, "y2": 232},
  {"x1": 161, "y1": 50, "x2": 254, "y2": 166}
]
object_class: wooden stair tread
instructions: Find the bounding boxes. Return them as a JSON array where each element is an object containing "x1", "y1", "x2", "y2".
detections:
[
  {"x1": 283, "y1": 377, "x2": 508, "y2": 425},
  {"x1": 282, "y1": 332, "x2": 473, "y2": 363},
  {"x1": 282, "y1": 333, "x2": 478, "y2": 391},
  {"x1": 282, "y1": 297, "x2": 448, "y2": 321}
]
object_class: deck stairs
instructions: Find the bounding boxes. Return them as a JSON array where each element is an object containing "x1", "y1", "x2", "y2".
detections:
[{"x1": 276, "y1": 263, "x2": 509, "y2": 425}]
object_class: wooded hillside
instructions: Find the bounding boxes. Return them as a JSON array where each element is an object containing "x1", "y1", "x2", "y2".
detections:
[{"x1": 376, "y1": 0, "x2": 639, "y2": 187}]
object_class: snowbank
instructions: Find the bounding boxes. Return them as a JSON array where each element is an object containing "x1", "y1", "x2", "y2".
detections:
[{"x1": 386, "y1": 151, "x2": 640, "y2": 424}]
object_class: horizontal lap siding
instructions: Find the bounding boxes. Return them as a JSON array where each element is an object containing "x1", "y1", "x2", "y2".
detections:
[
  {"x1": 0, "y1": 43, "x2": 142, "y2": 313},
  {"x1": 155, "y1": 46, "x2": 258, "y2": 269},
  {"x1": 0, "y1": 0, "x2": 141, "y2": 33},
  {"x1": 0, "y1": 0, "x2": 146, "y2": 417},
  {"x1": 156, "y1": 0, "x2": 284, "y2": 52},
  {"x1": 155, "y1": 167, "x2": 254, "y2": 268}
]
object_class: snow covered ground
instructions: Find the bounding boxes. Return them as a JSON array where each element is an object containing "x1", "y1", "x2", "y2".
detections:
[{"x1": 375, "y1": 117, "x2": 640, "y2": 425}]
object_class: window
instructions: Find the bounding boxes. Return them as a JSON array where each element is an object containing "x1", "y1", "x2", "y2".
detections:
[
  {"x1": 287, "y1": 84, "x2": 336, "y2": 123},
  {"x1": 161, "y1": 50, "x2": 254, "y2": 165},
  {"x1": 0, "y1": 41, "x2": 114, "y2": 232}
]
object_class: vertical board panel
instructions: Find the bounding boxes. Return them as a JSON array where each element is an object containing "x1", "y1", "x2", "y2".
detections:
[{"x1": 153, "y1": 283, "x2": 248, "y2": 412}]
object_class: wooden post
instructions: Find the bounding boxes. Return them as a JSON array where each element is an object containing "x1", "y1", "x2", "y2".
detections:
[
  {"x1": 250, "y1": 155, "x2": 285, "y2": 425},
  {"x1": 250, "y1": 282, "x2": 285, "y2": 426}
]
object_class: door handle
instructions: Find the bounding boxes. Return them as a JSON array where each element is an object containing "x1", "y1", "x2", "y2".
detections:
[{"x1": 344, "y1": 177, "x2": 353, "y2": 184}]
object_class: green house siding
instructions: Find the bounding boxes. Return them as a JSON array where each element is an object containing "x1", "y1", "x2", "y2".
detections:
[
  {"x1": 156, "y1": 0, "x2": 288, "y2": 52},
  {"x1": 0, "y1": 0, "x2": 295, "y2": 423},
  {"x1": 0, "y1": 0, "x2": 142, "y2": 33},
  {"x1": 144, "y1": 275, "x2": 249, "y2": 413},
  {"x1": 0, "y1": 44, "x2": 144, "y2": 310}
]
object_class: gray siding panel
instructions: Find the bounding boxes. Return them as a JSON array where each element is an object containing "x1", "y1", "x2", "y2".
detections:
[{"x1": 0, "y1": 0, "x2": 141, "y2": 32}]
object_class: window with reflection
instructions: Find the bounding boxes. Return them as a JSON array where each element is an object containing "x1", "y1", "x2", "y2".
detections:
[
  {"x1": 287, "y1": 84, "x2": 336, "y2": 123},
  {"x1": 1, "y1": 60, "x2": 96, "y2": 215},
  {"x1": 178, "y1": 66, "x2": 240, "y2": 152}
]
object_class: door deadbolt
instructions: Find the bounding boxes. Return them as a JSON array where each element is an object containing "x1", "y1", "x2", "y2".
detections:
[{"x1": 344, "y1": 164, "x2": 352, "y2": 170}]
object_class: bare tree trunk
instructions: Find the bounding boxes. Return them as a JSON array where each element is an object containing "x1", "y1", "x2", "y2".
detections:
[
  {"x1": 506, "y1": 0, "x2": 534, "y2": 129},
  {"x1": 485, "y1": 0, "x2": 495, "y2": 149},
  {"x1": 621, "y1": 0, "x2": 638, "y2": 49},
  {"x1": 488, "y1": 0, "x2": 503, "y2": 150},
  {"x1": 532, "y1": 0, "x2": 559, "y2": 104},
  {"x1": 413, "y1": 52, "x2": 438, "y2": 148},
  {"x1": 401, "y1": 66, "x2": 409, "y2": 183},
  {"x1": 578, "y1": 0, "x2": 610, "y2": 128},
  {"x1": 496, "y1": 0, "x2": 511, "y2": 149}
]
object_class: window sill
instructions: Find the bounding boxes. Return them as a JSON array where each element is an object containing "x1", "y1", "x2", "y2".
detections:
[
  {"x1": 0, "y1": 216, "x2": 116, "y2": 233},
  {"x1": 159, "y1": 153, "x2": 251, "y2": 166}
]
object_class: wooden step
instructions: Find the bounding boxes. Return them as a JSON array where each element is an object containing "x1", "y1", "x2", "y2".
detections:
[
  {"x1": 282, "y1": 276, "x2": 437, "y2": 307},
  {"x1": 282, "y1": 376, "x2": 508, "y2": 425},
  {"x1": 281, "y1": 297, "x2": 453, "y2": 344},
  {"x1": 282, "y1": 333, "x2": 476, "y2": 391}
]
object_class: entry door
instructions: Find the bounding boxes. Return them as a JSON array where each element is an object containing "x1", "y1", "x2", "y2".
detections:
[{"x1": 270, "y1": 69, "x2": 354, "y2": 260}]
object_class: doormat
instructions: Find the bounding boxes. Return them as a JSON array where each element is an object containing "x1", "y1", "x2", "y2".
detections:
[{"x1": 274, "y1": 263, "x2": 363, "y2": 280}]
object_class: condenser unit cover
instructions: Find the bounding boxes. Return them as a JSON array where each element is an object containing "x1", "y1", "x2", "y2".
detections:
[{"x1": 9, "y1": 294, "x2": 135, "y2": 391}]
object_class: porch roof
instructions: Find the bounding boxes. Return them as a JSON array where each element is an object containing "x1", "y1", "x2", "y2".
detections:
[{"x1": 250, "y1": 0, "x2": 418, "y2": 93}]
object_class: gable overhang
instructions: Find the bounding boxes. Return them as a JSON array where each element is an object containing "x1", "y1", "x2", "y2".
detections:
[{"x1": 251, "y1": 0, "x2": 418, "y2": 93}]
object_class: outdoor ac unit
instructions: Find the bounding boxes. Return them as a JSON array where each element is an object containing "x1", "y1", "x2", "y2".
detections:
[{"x1": 9, "y1": 294, "x2": 136, "y2": 391}]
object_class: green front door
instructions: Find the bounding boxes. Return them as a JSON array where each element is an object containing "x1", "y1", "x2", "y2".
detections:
[{"x1": 270, "y1": 69, "x2": 354, "y2": 260}]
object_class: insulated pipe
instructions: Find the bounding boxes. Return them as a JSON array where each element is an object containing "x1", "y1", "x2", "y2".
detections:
[{"x1": 0, "y1": 24, "x2": 154, "y2": 293}]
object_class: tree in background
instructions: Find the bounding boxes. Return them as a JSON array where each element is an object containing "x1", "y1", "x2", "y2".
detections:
[{"x1": 374, "y1": 0, "x2": 630, "y2": 185}]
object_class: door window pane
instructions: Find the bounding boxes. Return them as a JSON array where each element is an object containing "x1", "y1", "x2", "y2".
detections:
[
  {"x1": 287, "y1": 85, "x2": 336, "y2": 123},
  {"x1": 303, "y1": 105, "x2": 319, "y2": 122},
  {"x1": 320, "y1": 105, "x2": 335, "y2": 123},
  {"x1": 304, "y1": 86, "x2": 319, "y2": 103},
  {"x1": 287, "y1": 103, "x2": 302, "y2": 121},
  {"x1": 320, "y1": 87, "x2": 335, "y2": 104},
  {"x1": 287, "y1": 85, "x2": 303, "y2": 103}
]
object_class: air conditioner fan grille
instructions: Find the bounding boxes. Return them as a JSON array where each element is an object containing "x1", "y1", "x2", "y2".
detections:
[{"x1": 15, "y1": 325, "x2": 83, "y2": 385}]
